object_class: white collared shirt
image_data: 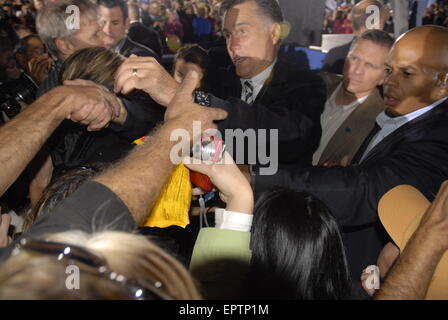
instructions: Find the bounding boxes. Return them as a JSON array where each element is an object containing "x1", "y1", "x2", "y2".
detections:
[
  {"x1": 240, "y1": 59, "x2": 277, "y2": 103},
  {"x1": 360, "y1": 96, "x2": 448, "y2": 162},
  {"x1": 312, "y1": 83, "x2": 369, "y2": 165}
]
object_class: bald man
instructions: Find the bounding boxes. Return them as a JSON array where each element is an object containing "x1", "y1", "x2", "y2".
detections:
[{"x1": 255, "y1": 25, "x2": 448, "y2": 279}]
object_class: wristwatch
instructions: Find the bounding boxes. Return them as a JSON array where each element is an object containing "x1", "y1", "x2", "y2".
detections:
[{"x1": 193, "y1": 91, "x2": 211, "y2": 107}]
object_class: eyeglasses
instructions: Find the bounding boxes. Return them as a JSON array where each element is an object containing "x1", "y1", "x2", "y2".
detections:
[{"x1": 13, "y1": 238, "x2": 173, "y2": 300}]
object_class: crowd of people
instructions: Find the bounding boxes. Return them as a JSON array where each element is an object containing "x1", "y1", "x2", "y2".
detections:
[
  {"x1": 323, "y1": 0, "x2": 394, "y2": 34},
  {"x1": 0, "y1": 0, "x2": 447, "y2": 301},
  {"x1": 422, "y1": 0, "x2": 448, "y2": 27}
]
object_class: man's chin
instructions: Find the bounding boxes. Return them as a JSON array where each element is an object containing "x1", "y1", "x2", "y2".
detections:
[{"x1": 385, "y1": 106, "x2": 402, "y2": 117}]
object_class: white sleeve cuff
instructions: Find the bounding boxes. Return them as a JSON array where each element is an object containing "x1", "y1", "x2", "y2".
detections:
[{"x1": 215, "y1": 208, "x2": 253, "y2": 232}]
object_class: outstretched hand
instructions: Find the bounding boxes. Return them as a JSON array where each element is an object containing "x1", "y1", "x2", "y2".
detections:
[
  {"x1": 184, "y1": 151, "x2": 253, "y2": 214},
  {"x1": 63, "y1": 79, "x2": 126, "y2": 130},
  {"x1": 114, "y1": 55, "x2": 179, "y2": 106}
]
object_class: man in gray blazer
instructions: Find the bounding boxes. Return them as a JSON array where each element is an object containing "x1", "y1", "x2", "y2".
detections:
[{"x1": 314, "y1": 30, "x2": 394, "y2": 166}]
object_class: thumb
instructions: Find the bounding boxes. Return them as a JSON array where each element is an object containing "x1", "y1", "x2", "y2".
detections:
[
  {"x1": 183, "y1": 156, "x2": 212, "y2": 175},
  {"x1": 172, "y1": 71, "x2": 199, "y2": 102}
]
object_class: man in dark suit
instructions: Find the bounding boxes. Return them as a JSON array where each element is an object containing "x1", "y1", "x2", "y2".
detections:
[
  {"x1": 127, "y1": 2, "x2": 162, "y2": 58},
  {"x1": 97, "y1": 0, "x2": 159, "y2": 59},
  {"x1": 208, "y1": 0, "x2": 326, "y2": 167},
  {"x1": 254, "y1": 25, "x2": 448, "y2": 278},
  {"x1": 322, "y1": 0, "x2": 390, "y2": 74}
]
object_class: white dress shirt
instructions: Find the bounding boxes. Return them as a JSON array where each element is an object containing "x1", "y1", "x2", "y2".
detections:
[
  {"x1": 360, "y1": 96, "x2": 448, "y2": 162},
  {"x1": 240, "y1": 59, "x2": 277, "y2": 104},
  {"x1": 312, "y1": 83, "x2": 368, "y2": 165}
]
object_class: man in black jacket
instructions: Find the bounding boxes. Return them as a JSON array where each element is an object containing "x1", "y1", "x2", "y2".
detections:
[
  {"x1": 114, "y1": 0, "x2": 326, "y2": 172},
  {"x1": 97, "y1": 0, "x2": 159, "y2": 59},
  {"x1": 209, "y1": 0, "x2": 326, "y2": 167},
  {"x1": 254, "y1": 25, "x2": 448, "y2": 278},
  {"x1": 127, "y1": 2, "x2": 162, "y2": 58}
]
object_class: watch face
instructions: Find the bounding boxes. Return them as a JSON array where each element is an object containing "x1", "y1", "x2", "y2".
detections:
[{"x1": 194, "y1": 91, "x2": 210, "y2": 107}]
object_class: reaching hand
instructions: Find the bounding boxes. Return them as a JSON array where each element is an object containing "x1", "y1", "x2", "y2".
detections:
[
  {"x1": 417, "y1": 180, "x2": 448, "y2": 253},
  {"x1": 164, "y1": 71, "x2": 227, "y2": 145},
  {"x1": 184, "y1": 151, "x2": 253, "y2": 214},
  {"x1": 114, "y1": 55, "x2": 179, "y2": 107},
  {"x1": 63, "y1": 79, "x2": 125, "y2": 131},
  {"x1": 28, "y1": 54, "x2": 53, "y2": 85},
  {"x1": 323, "y1": 155, "x2": 350, "y2": 167}
]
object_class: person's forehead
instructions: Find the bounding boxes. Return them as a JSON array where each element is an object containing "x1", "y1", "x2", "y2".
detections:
[
  {"x1": 387, "y1": 41, "x2": 435, "y2": 70},
  {"x1": 77, "y1": 13, "x2": 100, "y2": 36},
  {"x1": 26, "y1": 37, "x2": 43, "y2": 47},
  {"x1": 100, "y1": 5, "x2": 124, "y2": 20},
  {"x1": 223, "y1": 2, "x2": 264, "y2": 28},
  {"x1": 352, "y1": 39, "x2": 385, "y2": 53}
]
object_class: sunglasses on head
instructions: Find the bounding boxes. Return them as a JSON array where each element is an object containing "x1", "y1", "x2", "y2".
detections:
[{"x1": 13, "y1": 238, "x2": 173, "y2": 300}]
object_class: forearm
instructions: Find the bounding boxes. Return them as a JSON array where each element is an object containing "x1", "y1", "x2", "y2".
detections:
[
  {"x1": 375, "y1": 230, "x2": 444, "y2": 300},
  {"x1": 93, "y1": 119, "x2": 184, "y2": 224},
  {"x1": 226, "y1": 189, "x2": 254, "y2": 214},
  {"x1": 0, "y1": 94, "x2": 67, "y2": 195}
]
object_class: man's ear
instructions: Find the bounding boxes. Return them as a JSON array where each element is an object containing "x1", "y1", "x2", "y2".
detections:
[
  {"x1": 270, "y1": 22, "x2": 281, "y2": 45},
  {"x1": 55, "y1": 38, "x2": 75, "y2": 57},
  {"x1": 438, "y1": 72, "x2": 448, "y2": 88},
  {"x1": 435, "y1": 72, "x2": 448, "y2": 98}
]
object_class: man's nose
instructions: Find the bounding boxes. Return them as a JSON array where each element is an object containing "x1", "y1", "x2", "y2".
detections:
[
  {"x1": 229, "y1": 32, "x2": 242, "y2": 50},
  {"x1": 97, "y1": 29, "x2": 108, "y2": 47},
  {"x1": 384, "y1": 70, "x2": 398, "y2": 88},
  {"x1": 351, "y1": 61, "x2": 363, "y2": 75},
  {"x1": 103, "y1": 22, "x2": 112, "y2": 35}
]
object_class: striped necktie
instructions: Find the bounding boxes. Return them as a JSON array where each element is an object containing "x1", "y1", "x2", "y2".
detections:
[{"x1": 243, "y1": 80, "x2": 254, "y2": 105}]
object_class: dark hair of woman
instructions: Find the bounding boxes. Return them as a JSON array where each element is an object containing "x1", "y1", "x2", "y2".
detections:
[
  {"x1": 246, "y1": 187, "x2": 353, "y2": 300},
  {"x1": 22, "y1": 165, "x2": 103, "y2": 233}
]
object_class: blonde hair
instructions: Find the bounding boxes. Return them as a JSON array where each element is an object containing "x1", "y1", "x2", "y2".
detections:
[
  {"x1": 0, "y1": 230, "x2": 201, "y2": 300},
  {"x1": 60, "y1": 47, "x2": 125, "y2": 90}
]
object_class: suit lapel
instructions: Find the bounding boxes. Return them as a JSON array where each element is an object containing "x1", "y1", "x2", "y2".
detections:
[
  {"x1": 353, "y1": 100, "x2": 448, "y2": 164},
  {"x1": 318, "y1": 88, "x2": 385, "y2": 165}
]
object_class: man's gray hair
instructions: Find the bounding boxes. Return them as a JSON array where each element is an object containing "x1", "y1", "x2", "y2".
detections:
[
  {"x1": 350, "y1": 29, "x2": 395, "y2": 52},
  {"x1": 36, "y1": 0, "x2": 98, "y2": 58},
  {"x1": 220, "y1": 0, "x2": 283, "y2": 23}
]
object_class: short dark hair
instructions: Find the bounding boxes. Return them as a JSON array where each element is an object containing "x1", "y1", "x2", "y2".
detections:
[
  {"x1": 350, "y1": 29, "x2": 395, "y2": 52},
  {"x1": 174, "y1": 44, "x2": 210, "y2": 72},
  {"x1": 96, "y1": 0, "x2": 128, "y2": 21},
  {"x1": 14, "y1": 34, "x2": 41, "y2": 56},
  {"x1": 220, "y1": 0, "x2": 283, "y2": 23},
  {"x1": 246, "y1": 187, "x2": 353, "y2": 299}
]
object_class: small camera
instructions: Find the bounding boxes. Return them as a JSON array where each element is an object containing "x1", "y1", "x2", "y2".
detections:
[
  {"x1": 192, "y1": 137, "x2": 225, "y2": 163},
  {"x1": 190, "y1": 136, "x2": 225, "y2": 192}
]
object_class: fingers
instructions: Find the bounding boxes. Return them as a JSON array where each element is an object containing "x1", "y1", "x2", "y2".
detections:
[
  {"x1": 172, "y1": 71, "x2": 199, "y2": 102},
  {"x1": 183, "y1": 156, "x2": 213, "y2": 175},
  {"x1": 114, "y1": 56, "x2": 158, "y2": 93},
  {"x1": 86, "y1": 104, "x2": 113, "y2": 131},
  {"x1": 71, "y1": 102, "x2": 113, "y2": 130},
  {"x1": 0, "y1": 214, "x2": 12, "y2": 247},
  {"x1": 340, "y1": 155, "x2": 350, "y2": 167},
  {"x1": 192, "y1": 187, "x2": 205, "y2": 196}
]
